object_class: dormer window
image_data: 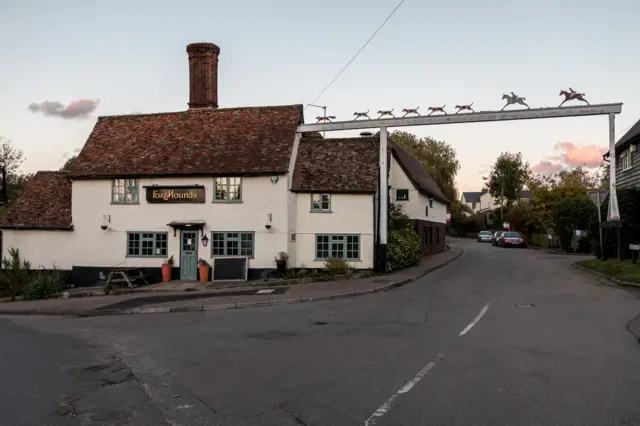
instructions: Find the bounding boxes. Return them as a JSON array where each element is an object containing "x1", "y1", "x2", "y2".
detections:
[{"x1": 112, "y1": 178, "x2": 139, "y2": 204}]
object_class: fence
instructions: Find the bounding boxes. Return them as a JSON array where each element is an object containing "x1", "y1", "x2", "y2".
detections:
[{"x1": 530, "y1": 233, "x2": 561, "y2": 249}]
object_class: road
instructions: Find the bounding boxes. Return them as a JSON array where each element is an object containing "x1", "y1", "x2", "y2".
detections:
[{"x1": 2, "y1": 238, "x2": 640, "y2": 425}]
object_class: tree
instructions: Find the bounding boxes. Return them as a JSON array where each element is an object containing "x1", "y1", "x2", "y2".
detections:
[
  {"x1": 526, "y1": 166, "x2": 597, "y2": 232},
  {"x1": 0, "y1": 138, "x2": 31, "y2": 210},
  {"x1": 390, "y1": 131, "x2": 460, "y2": 202},
  {"x1": 61, "y1": 155, "x2": 77, "y2": 171},
  {"x1": 483, "y1": 152, "x2": 529, "y2": 208},
  {"x1": 596, "y1": 161, "x2": 610, "y2": 190}
]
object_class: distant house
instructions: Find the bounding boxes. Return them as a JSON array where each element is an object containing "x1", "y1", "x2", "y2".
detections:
[
  {"x1": 605, "y1": 117, "x2": 640, "y2": 190},
  {"x1": 460, "y1": 191, "x2": 484, "y2": 214}
]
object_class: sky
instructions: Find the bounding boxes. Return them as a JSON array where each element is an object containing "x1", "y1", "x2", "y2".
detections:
[{"x1": 1, "y1": 0, "x2": 638, "y2": 194}]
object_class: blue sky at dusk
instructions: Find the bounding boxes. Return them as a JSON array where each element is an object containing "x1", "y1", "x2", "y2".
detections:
[{"x1": 1, "y1": 0, "x2": 638, "y2": 193}]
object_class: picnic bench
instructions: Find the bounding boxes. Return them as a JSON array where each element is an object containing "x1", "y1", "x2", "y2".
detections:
[{"x1": 103, "y1": 267, "x2": 150, "y2": 294}]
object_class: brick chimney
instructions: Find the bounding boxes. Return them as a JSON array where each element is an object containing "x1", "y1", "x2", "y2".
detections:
[{"x1": 186, "y1": 42, "x2": 220, "y2": 109}]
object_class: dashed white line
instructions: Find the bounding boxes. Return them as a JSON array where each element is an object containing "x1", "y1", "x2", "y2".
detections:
[
  {"x1": 363, "y1": 354, "x2": 444, "y2": 425},
  {"x1": 458, "y1": 302, "x2": 490, "y2": 336}
]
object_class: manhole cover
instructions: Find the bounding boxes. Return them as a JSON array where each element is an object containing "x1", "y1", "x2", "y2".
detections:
[{"x1": 516, "y1": 304, "x2": 535, "y2": 308}]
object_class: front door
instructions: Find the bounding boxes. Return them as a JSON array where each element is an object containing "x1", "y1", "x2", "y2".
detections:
[{"x1": 180, "y1": 230, "x2": 198, "y2": 280}]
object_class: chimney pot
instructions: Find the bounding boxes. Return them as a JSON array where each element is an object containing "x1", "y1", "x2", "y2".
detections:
[{"x1": 186, "y1": 42, "x2": 220, "y2": 110}]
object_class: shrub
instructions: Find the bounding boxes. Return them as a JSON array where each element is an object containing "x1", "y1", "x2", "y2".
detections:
[
  {"x1": 24, "y1": 271, "x2": 66, "y2": 300},
  {"x1": 0, "y1": 248, "x2": 32, "y2": 299},
  {"x1": 323, "y1": 257, "x2": 350, "y2": 275},
  {"x1": 390, "y1": 203, "x2": 412, "y2": 230},
  {"x1": 388, "y1": 228, "x2": 420, "y2": 272}
]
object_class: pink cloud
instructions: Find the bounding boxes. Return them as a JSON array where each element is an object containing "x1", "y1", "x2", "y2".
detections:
[
  {"x1": 553, "y1": 142, "x2": 607, "y2": 168},
  {"x1": 530, "y1": 141, "x2": 607, "y2": 175},
  {"x1": 531, "y1": 160, "x2": 565, "y2": 174},
  {"x1": 28, "y1": 98, "x2": 100, "y2": 119}
]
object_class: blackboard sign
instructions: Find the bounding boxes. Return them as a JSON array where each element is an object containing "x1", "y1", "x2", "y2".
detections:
[
  {"x1": 213, "y1": 257, "x2": 248, "y2": 281},
  {"x1": 145, "y1": 186, "x2": 205, "y2": 204}
]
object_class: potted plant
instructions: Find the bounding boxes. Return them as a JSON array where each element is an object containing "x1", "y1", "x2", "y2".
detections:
[
  {"x1": 161, "y1": 255, "x2": 174, "y2": 282},
  {"x1": 275, "y1": 251, "x2": 289, "y2": 276},
  {"x1": 198, "y1": 258, "x2": 210, "y2": 283}
]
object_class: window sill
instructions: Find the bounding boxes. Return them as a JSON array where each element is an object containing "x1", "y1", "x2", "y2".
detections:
[
  {"x1": 125, "y1": 255, "x2": 167, "y2": 259},
  {"x1": 212, "y1": 200, "x2": 244, "y2": 204},
  {"x1": 111, "y1": 202, "x2": 140, "y2": 205},
  {"x1": 396, "y1": 199, "x2": 409, "y2": 202},
  {"x1": 310, "y1": 210, "x2": 333, "y2": 213}
]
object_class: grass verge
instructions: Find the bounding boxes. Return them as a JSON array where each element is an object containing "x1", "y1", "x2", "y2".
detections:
[{"x1": 576, "y1": 258, "x2": 640, "y2": 284}]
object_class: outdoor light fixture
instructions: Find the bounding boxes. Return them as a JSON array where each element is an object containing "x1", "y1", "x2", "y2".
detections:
[
  {"x1": 201, "y1": 234, "x2": 209, "y2": 247},
  {"x1": 270, "y1": 176, "x2": 279, "y2": 184},
  {"x1": 101, "y1": 214, "x2": 111, "y2": 231},
  {"x1": 265, "y1": 213, "x2": 273, "y2": 230}
]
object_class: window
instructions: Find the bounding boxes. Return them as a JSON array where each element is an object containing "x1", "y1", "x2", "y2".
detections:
[
  {"x1": 214, "y1": 177, "x2": 242, "y2": 202},
  {"x1": 315, "y1": 234, "x2": 360, "y2": 260},
  {"x1": 112, "y1": 178, "x2": 139, "y2": 204},
  {"x1": 211, "y1": 232, "x2": 254, "y2": 257},
  {"x1": 422, "y1": 227, "x2": 431, "y2": 246},
  {"x1": 127, "y1": 232, "x2": 168, "y2": 257},
  {"x1": 396, "y1": 189, "x2": 409, "y2": 201},
  {"x1": 429, "y1": 198, "x2": 434, "y2": 208},
  {"x1": 435, "y1": 227, "x2": 440, "y2": 245},
  {"x1": 425, "y1": 206, "x2": 429, "y2": 216},
  {"x1": 621, "y1": 149, "x2": 632, "y2": 171},
  {"x1": 311, "y1": 193, "x2": 331, "y2": 212}
]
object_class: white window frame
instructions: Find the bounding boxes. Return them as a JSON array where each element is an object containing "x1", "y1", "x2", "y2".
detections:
[{"x1": 621, "y1": 149, "x2": 632, "y2": 171}]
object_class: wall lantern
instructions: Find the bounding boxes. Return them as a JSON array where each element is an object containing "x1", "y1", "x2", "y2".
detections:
[
  {"x1": 270, "y1": 176, "x2": 279, "y2": 184},
  {"x1": 201, "y1": 234, "x2": 209, "y2": 247},
  {"x1": 265, "y1": 213, "x2": 273, "y2": 230},
  {"x1": 101, "y1": 214, "x2": 111, "y2": 231}
]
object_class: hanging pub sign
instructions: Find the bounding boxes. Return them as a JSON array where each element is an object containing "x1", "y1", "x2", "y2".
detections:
[{"x1": 145, "y1": 185, "x2": 206, "y2": 204}]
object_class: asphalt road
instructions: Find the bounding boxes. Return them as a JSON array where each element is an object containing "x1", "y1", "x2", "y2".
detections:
[{"x1": 3, "y1": 238, "x2": 640, "y2": 425}]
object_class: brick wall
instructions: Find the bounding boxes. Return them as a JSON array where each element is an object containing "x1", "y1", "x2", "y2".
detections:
[{"x1": 412, "y1": 220, "x2": 446, "y2": 255}]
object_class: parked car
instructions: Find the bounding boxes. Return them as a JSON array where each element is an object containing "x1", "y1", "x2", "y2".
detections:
[
  {"x1": 499, "y1": 231, "x2": 527, "y2": 248},
  {"x1": 492, "y1": 231, "x2": 504, "y2": 246},
  {"x1": 477, "y1": 230, "x2": 493, "y2": 243}
]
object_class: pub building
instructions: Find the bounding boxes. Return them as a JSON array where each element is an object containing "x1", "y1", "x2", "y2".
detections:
[{"x1": 0, "y1": 42, "x2": 449, "y2": 285}]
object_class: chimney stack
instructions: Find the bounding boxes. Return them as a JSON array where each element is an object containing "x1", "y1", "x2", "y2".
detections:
[{"x1": 186, "y1": 42, "x2": 220, "y2": 109}]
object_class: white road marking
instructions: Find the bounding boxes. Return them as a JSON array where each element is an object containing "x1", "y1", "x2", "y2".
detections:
[
  {"x1": 363, "y1": 354, "x2": 444, "y2": 425},
  {"x1": 458, "y1": 302, "x2": 490, "y2": 336},
  {"x1": 256, "y1": 289, "x2": 275, "y2": 294}
]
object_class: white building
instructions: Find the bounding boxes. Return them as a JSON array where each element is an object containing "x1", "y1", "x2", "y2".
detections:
[{"x1": 0, "y1": 42, "x2": 449, "y2": 285}]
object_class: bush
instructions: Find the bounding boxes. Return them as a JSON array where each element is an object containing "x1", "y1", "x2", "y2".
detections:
[
  {"x1": 323, "y1": 257, "x2": 351, "y2": 275},
  {"x1": 24, "y1": 271, "x2": 66, "y2": 300},
  {"x1": 576, "y1": 235, "x2": 591, "y2": 254},
  {"x1": 388, "y1": 228, "x2": 420, "y2": 271},
  {"x1": 0, "y1": 248, "x2": 32, "y2": 299}
]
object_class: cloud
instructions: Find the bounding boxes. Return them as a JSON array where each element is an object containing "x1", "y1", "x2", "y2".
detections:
[
  {"x1": 530, "y1": 141, "x2": 607, "y2": 175},
  {"x1": 28, "y1": 98, "x2": 100, "y2": 119}
]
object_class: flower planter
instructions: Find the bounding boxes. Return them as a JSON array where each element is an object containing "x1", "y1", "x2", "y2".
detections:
[
  {"x1": 276, "y1": 262, "x2": 287, "y2": 275},
  {"x1": 199, "y1": 264, "x2": 210, "y2": 282},
  {"x1": 161, "y1": 263, "x2": 172, "y2": 282}
]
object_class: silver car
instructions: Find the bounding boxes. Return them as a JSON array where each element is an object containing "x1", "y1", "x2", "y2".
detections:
[{"x1": 477, "y1": 230, "x2": 493, "y2": 243}]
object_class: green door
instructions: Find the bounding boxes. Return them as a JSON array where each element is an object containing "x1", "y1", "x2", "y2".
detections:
[{"x1": 180, "y1": 230, "x2": 198, "y2": 280}]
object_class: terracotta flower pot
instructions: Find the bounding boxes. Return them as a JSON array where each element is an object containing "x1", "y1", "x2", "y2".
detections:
[
  {"x1": 199, "y1": 264, "x2": 210, "y2": 282},
  {"x1": 161, "y1": 263, "x2": 172, "y2": 282}
]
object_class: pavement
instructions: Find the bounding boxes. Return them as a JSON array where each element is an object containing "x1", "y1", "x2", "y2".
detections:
[
  {"x1": 0, "y1": 246, "x2": 463, "y2": 317},
  {"x1": 2, "y1": 237, "x2": 640, "y2": 425}
]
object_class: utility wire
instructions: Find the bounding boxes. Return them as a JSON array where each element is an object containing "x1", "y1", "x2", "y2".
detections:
[{"x1": 304, "y1": 0, "x2": 406, "y2": 111}]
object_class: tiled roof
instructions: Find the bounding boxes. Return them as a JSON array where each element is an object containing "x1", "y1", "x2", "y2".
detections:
[
  {"x1": 0, "y1": 171, "x2": 72, "y2": 230},
  {"x1": 462, "y1": 191, "x2": 483, "y2": 202},
  {"x1": 291, "y1": 135, "x2": 449, "y2": 203},
  {"x1": 291, "y1": 137, "x2": 379, "y2": 193},
  {"x1": 70, "y1": 104, "x2": 303, "y2": 179},
  {"x1": 391, "y1": 143, "x2": 449, "y2": 204}
]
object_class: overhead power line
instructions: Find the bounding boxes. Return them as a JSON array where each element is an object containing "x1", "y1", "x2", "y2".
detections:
[{"x1": 304, "y1": 0, "x2": 406, "y2": 111}]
